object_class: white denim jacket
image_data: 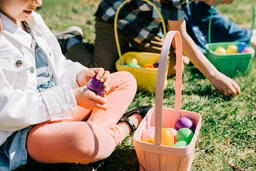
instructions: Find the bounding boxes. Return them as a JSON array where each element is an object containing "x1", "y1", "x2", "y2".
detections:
[{"x1": 0, "y1": 12, "x2": 87, "y2": 145}]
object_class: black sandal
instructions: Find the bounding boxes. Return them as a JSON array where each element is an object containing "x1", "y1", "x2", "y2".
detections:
[{"x1": 119, "y1": 106, "x2": 152, "y2": 132}]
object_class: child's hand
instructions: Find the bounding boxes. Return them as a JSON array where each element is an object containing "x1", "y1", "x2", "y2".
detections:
[
  {"x1": 76, "y1": 68, "x2": 110, "y2": 93},
  {"x1": 209, "y1": 72, "x2": 240, "y2": 96},
  {"x1": 73, "y1": 86, "x2": 107, "y2": 110}
]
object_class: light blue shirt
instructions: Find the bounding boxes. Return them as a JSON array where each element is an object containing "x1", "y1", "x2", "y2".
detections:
[{"x1": 35, "y1": 43, "x2": 55, "y2": 92}]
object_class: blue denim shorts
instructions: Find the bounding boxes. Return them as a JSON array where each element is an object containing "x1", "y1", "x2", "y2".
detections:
[{"x1": 0, "y1": 126, "x2": 32, "y2": 171}]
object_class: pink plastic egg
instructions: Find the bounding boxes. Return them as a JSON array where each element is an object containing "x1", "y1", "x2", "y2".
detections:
[
  {"x1": 167, "y1": 128, "x2": 177, "y2": 136},
  {"x1": 242, "y1": 47, "x2": 254, "y2": 53},
  {"x1": 167, "y1": 128, "x2": 177, "y2": 143}
]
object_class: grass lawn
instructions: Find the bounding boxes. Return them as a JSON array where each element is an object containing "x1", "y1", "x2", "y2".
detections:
[{"x1": 18, "y1": 0, "x2": 256, "y2": 170}]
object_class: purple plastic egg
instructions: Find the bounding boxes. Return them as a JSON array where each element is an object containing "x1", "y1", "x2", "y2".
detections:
[
  {"x1": 87, "y1": 76, "x2": 105, "y2": 96},
  {"x1": 175, "y1": 117, "x2": 195, "y2": 132},
  {"x1": 153, "y1": 61, "x2": 159, "y2": 68}
]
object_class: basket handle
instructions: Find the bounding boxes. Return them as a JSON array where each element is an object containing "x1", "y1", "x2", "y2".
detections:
[
  {"x1": 114, "y1": 0, "x2": 167, "y2": 64},
  {"x1": 154, "y1": 31, "x2": 183, "y2": 145},
  {"x1": 208, "y1": 0, "x2": 255, "y2": 46}
]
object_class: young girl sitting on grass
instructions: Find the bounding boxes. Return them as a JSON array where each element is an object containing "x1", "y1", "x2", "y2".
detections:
[{"x1": 0, "y1": 0, "x2": 151, "y2": 170}]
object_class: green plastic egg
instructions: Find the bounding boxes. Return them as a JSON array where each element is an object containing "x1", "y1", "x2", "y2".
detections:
[
  {"x1": 127, "y1": 64, "x2": 141, "y2": 68},
  {"x1": 174, "y1": 141, "x2": 187, "y2": 148},
  {"x1": 176, "y1": 128, "x2": 194, "y2": 144}
]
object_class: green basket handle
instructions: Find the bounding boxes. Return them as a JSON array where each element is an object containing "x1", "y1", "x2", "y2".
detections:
[
  {"x1": 114, "y1": 0, "x2": 167, "y2": 65},
  {"x1": 208, "y1": 0, "x2": 255, "y2": 46}
]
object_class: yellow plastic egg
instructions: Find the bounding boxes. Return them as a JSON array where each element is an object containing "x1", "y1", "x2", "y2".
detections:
[
  {"x1": 162, "y1": 128, "x2": 174, "y2": 147},
  {"x1": 226, "y1": 45, "x2": 238, "y2": 54},
  {"x1": 214, "y1": 47, "x2": 226, "y2": 54}
]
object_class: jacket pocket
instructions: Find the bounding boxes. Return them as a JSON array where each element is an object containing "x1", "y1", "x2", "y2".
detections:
[{"x1": 0, "y1": 54, "x2": 28, "y2": 88}]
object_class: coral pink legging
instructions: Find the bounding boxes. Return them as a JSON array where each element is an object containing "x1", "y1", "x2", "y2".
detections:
[{"x1": 26, "y1": 71, "x2": 137, "y2": 164}]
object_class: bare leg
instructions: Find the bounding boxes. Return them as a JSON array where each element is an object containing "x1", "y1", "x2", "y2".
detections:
[
  {"x1": 87, "y1": 71, "x2": 137, "y2": 127},
  {"x1": 26, "y1": 114, "x2": 142, "y2": 164},
  {"x1": 27, "y1": 71, "x2": 138, "y2": 164}
]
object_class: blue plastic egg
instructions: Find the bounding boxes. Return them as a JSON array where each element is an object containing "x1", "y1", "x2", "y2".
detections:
[{"x1": 237, "y1": 42, "x2": 247, "y2": 53}]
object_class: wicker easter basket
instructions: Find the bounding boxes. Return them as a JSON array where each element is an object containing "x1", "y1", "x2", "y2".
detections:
[{"x1": 133, "y1": 31, "x2": 202, "y2": 171}]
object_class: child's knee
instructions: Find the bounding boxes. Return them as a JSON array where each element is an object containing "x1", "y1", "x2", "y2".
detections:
[
  {"x1": 120, "y1": 71, "x2": 137, "y2": 88},
  {"x1": 128, "y1": 71, "x2": 137, "y2": 85},
  {"x1": 110, "y1": 71, "x2": 137, "y2": 93},
  {"x1": 73, "y1": 125, "x2": 117, "y2": 164}
]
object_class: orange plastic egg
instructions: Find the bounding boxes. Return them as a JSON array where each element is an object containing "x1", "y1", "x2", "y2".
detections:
[
  {"x1": 141, "y1": 127, "x2": 174, "y2": 147},
  {"x1": 143, "y1": 64, "x2": 155, "y2": 68},
  {"x1": 141, "y1": 127, "x2": 154, "y2": 143}
]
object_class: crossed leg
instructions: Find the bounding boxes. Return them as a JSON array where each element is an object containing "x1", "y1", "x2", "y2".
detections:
[{"x1": 26, "y1": 71, "x2": 139, "y2": 164}]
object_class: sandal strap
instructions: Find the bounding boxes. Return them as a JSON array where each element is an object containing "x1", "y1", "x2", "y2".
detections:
[
  {"x1": 123, "y1": 117, "x2": 136, "y2": 132},
  {"x1": 119, "y1": 106, "x2": 152, "y2": 132}
]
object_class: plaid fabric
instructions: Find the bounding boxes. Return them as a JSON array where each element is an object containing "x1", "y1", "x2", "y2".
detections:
[{"x1": 95, "y1": 0, "x2": 191, "y2": 43}]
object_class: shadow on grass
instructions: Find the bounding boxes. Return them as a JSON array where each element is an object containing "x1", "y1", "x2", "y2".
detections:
[
  {"x1": 16, "y1": 140, "x2": 138, "y2": 171},
  {"x1": 15, "y1": 156, "x2": 93, "y2": 171},
  {"x1": 95, "y1": 146, "x2": 139, "y2": 171}
]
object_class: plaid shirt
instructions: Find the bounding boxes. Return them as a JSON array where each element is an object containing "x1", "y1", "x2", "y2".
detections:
[{"x1": 95, "y1": 0, "x2": 191, "y2": 43}]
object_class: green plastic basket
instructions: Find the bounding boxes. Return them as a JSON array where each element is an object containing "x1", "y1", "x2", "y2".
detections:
[
  {"x1": 206, "y1": 42, "x2": 255, "y2": 77},
  {"x1": 205, "y1": 0, "x2": 255, "y2": 77}
]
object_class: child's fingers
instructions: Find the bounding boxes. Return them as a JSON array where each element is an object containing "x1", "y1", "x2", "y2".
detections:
[
  {"x1": 227, "y1": 84, "x2": 237, "y2": 96},
  {"x1": 153, "y1": 36, "x2": 164, "y2": 42},
  {"x1": 150, "y1": 40, "x2": 163, "y2": 47},
  {"x1": 87, "y1": 69, "x2": 96, "y2": 76},
  {"x1": 87, "y1": 90, "x2": 106, "y2": 105},
  {"x1": 89, "y1": 72, "x2": 96, "y2": 78},
  {"x1": 226, "y1": 81, "x2": 240, "y2": 96},
  {"x1": 104, "y1": 86, "x2": 110, "y2": 94},
  {"x1": 86, "y1": 99, "x2": 107, "y2": 111},
  {"x1": 102, "y1": 71, "x2": 110, "y2": 84},
  {"x1": 94, "y1": 68, "x2": 105, "y2": 80},
  {"x1": 231, "y1": 81, "x2": 241, "y2": 95},
  {"x1": 150, "y1": 46, "x2": 162, "y2": 51},
  {"x1": 93, "y1": 102, "x2": 107, "y2": 111}
]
